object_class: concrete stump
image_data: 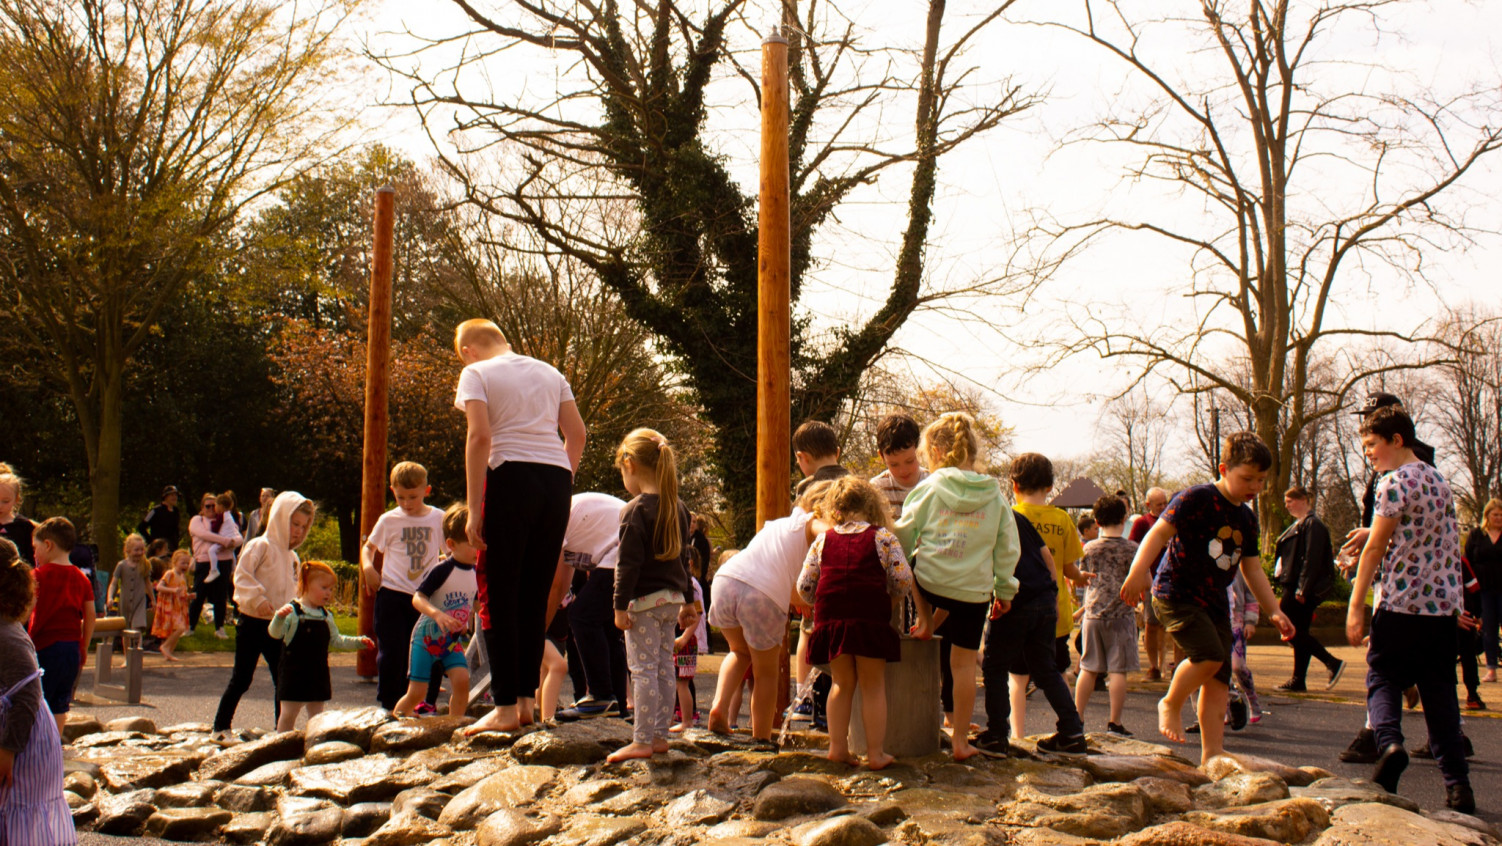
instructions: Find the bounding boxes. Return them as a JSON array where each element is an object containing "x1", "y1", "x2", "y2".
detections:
[{"x1": 849, "y1": 635, "x2": 942, "y2": 758}]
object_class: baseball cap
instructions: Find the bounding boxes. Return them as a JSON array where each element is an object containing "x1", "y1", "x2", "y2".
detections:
[
  {"x1": 161, "y1": 485, "x2": 180, "y2": 499},
  {"x1": 1352, "y1": 392, "x2": 1402, "y2": 417}
]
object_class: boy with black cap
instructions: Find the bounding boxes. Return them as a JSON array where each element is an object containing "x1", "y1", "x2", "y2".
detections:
[{"x1": 139, "y1": 486, "x2": 182, "y2": 551}]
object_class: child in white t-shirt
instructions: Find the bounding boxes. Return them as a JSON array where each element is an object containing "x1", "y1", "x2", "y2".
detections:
[
  {"x1": 394, "y1": 505, "x2": 478, "y2": 717},
  {"x1": 361, "y1": 461, "x2": 446, "y2": 710}
]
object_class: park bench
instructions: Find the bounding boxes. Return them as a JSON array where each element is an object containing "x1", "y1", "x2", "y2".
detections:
[{"x1": 89, "y1": 616, "x2": 144, "y2": 704}]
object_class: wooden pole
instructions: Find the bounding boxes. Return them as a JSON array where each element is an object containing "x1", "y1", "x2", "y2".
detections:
[
  {"x1": 758, "y1": 27, "x2": 793, "y2": 727},
  {"x1": 357, "y1": 186, "x2": 396, "y2": 679}
]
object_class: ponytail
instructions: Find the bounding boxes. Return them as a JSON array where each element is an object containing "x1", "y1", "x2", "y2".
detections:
[
  {"x1": 616, "y1": 428, "x2": 683, "y2": 562},
  {"x1": 299, "y1": 560, "x2": 337, "y2": 594}
]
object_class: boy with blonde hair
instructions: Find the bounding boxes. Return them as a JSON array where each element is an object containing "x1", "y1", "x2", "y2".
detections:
[{"x1": 362, "y1": 461, "x2": 446, "y2": 709}]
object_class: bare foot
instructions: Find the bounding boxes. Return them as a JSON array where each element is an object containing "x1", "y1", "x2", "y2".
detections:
[
  {"x1": 1157, "y1": 698, "x2": 1185, "y2": 743},
  {"x1": 706, "y1": 712, "x2": 732, "y2": 735},
  {"x1": 652, "y1": 739, "x2": 671, "y2": 754},
  {"x1": 160, "y1": 649, "x2": 178, "y2": 662},
  {"x1": 952, "y1": 743, "x2": 980, "y2": 762},
  {"x1": 464, "y1": 710, "x2": 521, "y2": 736},
  {"x1": 608, "y1": 741, "x2": 656, "y2": 762},
  {"x1": 866, "y1": 751, "x2": 895, "y2": 771},
  {"x1": 669, "y1": 722, "x2": 692, "y2": 733},
  {"x1": 942, "y1": 717, "x2": 981, "y2": 731},
  {"x1": 910, "y1": 619, "x2": 934, "y2": 640},
  {"x1": 826, "y1": 751, "x2": 859, "y2": 766}
]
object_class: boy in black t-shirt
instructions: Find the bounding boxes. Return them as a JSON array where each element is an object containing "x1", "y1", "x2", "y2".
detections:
[{"x1": 1120, "y1": 432, "x2": 1293, "y2": 766}]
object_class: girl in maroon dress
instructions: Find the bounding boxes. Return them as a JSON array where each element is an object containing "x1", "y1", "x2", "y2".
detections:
[{"x1": 796, "y1": 477, "x2": 913, "y2": 769}]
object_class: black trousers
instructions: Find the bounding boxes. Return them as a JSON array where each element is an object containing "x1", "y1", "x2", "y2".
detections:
[
  {"x1": 569, "y1": 567, "x2": 628, "y2": 704},
  {"x1": 982, "y1": 597, "x2": 1084, "y2": 738},
  {"x1": 1279, "y1": 594, "x2": 1339, "y2": 683},
  {"x1": 1366, "y1": 610, "x2": 1468, "y2": 789},
  {"x1": 214, "y1": 616, "x2": 281, "y2": 731},
  {"x1": 482, "y1": 461, "x2": 572, "y2": 707},
  {"x1": 375, "y1": 587, "x2": 421, "y2": 709},
  {"x1": 188, "y1": 560, "x2": 232, "y2": 629}
]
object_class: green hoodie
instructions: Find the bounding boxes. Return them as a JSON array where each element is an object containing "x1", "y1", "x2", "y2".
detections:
[{"x1": 893, "y1": 467, "x2": 1021, "y2": 603}]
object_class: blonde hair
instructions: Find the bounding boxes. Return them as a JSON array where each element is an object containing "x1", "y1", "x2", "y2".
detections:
[
  {"x1": 0, "y1": 462, "x2": 22, "y2": 500},
  {"x1": 168, "y1": 549, "x2": 193, "y2": 576},
  {"x1": 796, "y1": 479, "x2": 835, "y2": 513},
  {"x1": 390, "y1": 461, "x2": 428, "y2": 490},
  {"x1": 616, "y1": 428, "x2": 682, "y2": 561},
  {"x1": 1483, "y1": 498, "x2": 1502, "y2": 525},
  {"x1": 820, "y1": 476, "x2": 894, "y2": 533},
  {"x1": 123, "y1": 533, "x2": 151, "y2": 581},
  {"x1": 921, "y1": 411, "x2": 982, "y2": 471},
  {"x1": 454, "y1": 318, "x2": 507, "y2": 357}
]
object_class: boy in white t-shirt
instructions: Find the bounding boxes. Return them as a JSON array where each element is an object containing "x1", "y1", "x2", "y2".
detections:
[
  {"x1": 361, "y1": 461, "x2": 447, "y2": 710},
  {"x1": 556, "y1": 492, "x2": 629, "y2": 720},
  {"x1": 394, "y1": 504, "x2": 478, "y2": 717}
]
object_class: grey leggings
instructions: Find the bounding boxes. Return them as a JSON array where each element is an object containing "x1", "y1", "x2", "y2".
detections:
[{"x1": 626, "y1": 604, "x2": 679, "y2": 744}]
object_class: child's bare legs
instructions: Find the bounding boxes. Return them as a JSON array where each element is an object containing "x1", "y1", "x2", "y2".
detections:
[
  {"x1": 538, "y1": 640, "x2": 567, "y2": 721},
  {"x1": 1009, "y1": 672, "x2": 1029, "y2": 740},
  {"x1": 277, "y1": 702, "x2": 308, "y2": 733},
  {"x1": 160, "y1": 628, "x2": 185, "y2": 661},
  {"x1": 825, "y1": 655, "x2": 859, "y2": 765},
  {"x1": 911, "y1": 592, "x2": 948, "y2": 640},
  {"x1": 671, "y1": 679, "x2": 695, "y2": 731},
  {"x1": 1107, "y1": 672, "x2": 1127, "y2": 724},
  {"x1": 1145, "y1": 623, "x2": 1164, "y2": 676},
  {"x1": 949, "y1": 646, "x2": 979, "y2": 760},
  {"x1": 1195, "y1": 678, "x2": 1230, "y2": 765},
  {"x1": 856, "y1": 656, "x2": 892, "y2": 770},
  {"x1": 1074, "y1": 669, "x2": 1098, "y2": 716},
  {"x1": 54, "y1": 711, "x2": 66, "y2": 738},
  {"x1": 447, "y1": 668, "x2": 471, "y2": 717},
  {"x1": 393, "y1": 679, "x2": 427, "y2": 717},
  {"x1": 708, "y1": 627, "x2": 750, "y2": 733},
  {"x1": 1158, "y1": 659, "x2": 1221, "y2": 745}
]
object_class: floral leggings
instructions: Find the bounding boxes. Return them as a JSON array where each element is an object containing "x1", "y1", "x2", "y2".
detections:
[
  {"x1": 626, "y1": 604, "x2": 680, "y2": 745},
  {"x1": 1230, "y1": 616, "x2": 1260, "y2": 717}
]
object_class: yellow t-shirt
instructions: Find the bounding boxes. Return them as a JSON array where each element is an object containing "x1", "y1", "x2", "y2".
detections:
[{"x1": 1013, "y1": 502, "x2": 1083, "y2": 637}]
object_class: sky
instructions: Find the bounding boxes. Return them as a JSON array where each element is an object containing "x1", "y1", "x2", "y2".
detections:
[{"x1": 359, "y1": 0, "x2": 1502, "y2": 473}]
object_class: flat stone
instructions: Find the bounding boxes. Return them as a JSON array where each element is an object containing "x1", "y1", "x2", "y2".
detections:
[
  {"x1": 1082, "y1": 754, "x2": 1210, "y2": 787},
  {"x1": 854, "y1": 801, "x2": 907, "y2": 826},
  {"x1": 665, "y1": 789, "x2": 738, "y2": 827},
  {"x1": 64, "y1": 770, "x2": 98, "y2": 798},
  {"x1": 363, "y1": 810, "x2": 453, "y2": 846},
  {"x1": 1204, "y1": 753, "x2": 1321, "y2": 787},
  {"x1": 401, "y1": 746, "x2": 484, "y2": 775},
  {"x1": 1194, "y1": 772, "x2": 1290, "y2": 809},
  {"x1": 222, "y1": 811, "x2": 275, "y2": 845},
  {"x1": 929, "y1": 762, "x2": 1014, "y2": 800},
  {"x1": 599, "y1": 750, "x2": 701, "y2": 785},
  {"x1": 439, "y1": 765, "x2": 559, "y2": 829},
  {"x1": 761, "y1": 751, "x2": 865, "y2": 777},
  {"x1": 342, "y1": 802, "x2": 393, "y2": 838},
  {"x1": 1002, "y1": 826, "x2": 1106, "y2": 846},
  {"x1": 1182, "y1": 797, "x2": 1330, "y2": 843},
  {"x1": 563, "y1": 780, "x2": 627, "y2": 806},
  {"x1": 215, "y1": 783, "x2": 274, "y2": 813},
  {"x1": 431, "y1": 756, "x2": 512, "y2": 793},
  {"x1": 304, "y1": 706, "x2": 394, "y2": 751},
  {"x1": 306, "y1": 740, "x2": 366, "y2": 765},
  {"x1": 162, "y1": 721, "x2": 214, "y2": 735},
  {"x1": 62, "y1": 715, "x2": 104, "y2": 742},
  {"x1": 102, "y1": 748, "x2": 206, "y2": 792},
  {"x1": 477, "y1": 809, "x2": 563, "y2": 846},
  {"x1": 510, "y1": 719, "x2": 633, "y2": 766},
  {"x1": 1117, "y1": 821, "x2": 1287, "y2": 845},
  {"x1": 790, "y1": 815, "x2": 886, "y2": 846},
  {"x1": 235, "y1": 758, "x2": 302, "y2": 786},
  {"x1": 96, "y1": 788, "x2": 159, "y2": 836},
  {"x1": 1087, "y1": 733, "x2": 1176, "y2": 757},
  {"x1": 290, "y1": 755, "x2": 434, "y2": 804},
  {"x1": 999, "y1": 782, "x2": 1150, "y2": 840},
  {"x1": 706, "y1": 820, "x2": 782, "y2": 839},
  {"x1": 598, "y1": 786, "x2": 670, "y2": 815},
  {"x1": 753, "y1": 776, "x2": 848, "y2": 820},
  {"x1": 198, "y1": 730, "x2": 305, "y2": 781},
  {"x1": 62, "y1": 756, "x2": 102, "y2": 779},
  {"x1": 155, "y1": 781, "x2": 220, "y2": 808},
  {"x1": 393, "y1": 786, "x2": 451, "y2": 820},
  {"x1": 1423, "y1": 811, "x2": 1502, "y2": 842},
  {"x1": 371, "y1": 716, "x2": 474, "y2": 753},
  {"x1": 71, "y1": 798, "x2": 99, "y2": 828},
  {"x1": 552, "y1": 814, "x2": 648, "y2": 846},
  {"x1": 267, "y1": 795, "x2": 345, "y2": 846},
  {"x1": 1314, "y1": 802, "x2": 1497, "y2": 846},
  {"x1": 1135, "y1": 776, "x2": 1195, "y2": 815},
  {"x1": 145, "y1": 807, "x2": 233, "y2": 841},
  {"x1": 106, "y1": 716, "x2": 159, "y2": 734},
  {"x1": 1290, "y1": 777, "x2": 1421, "y2": 814},
  {"x1": 72, "y1": 730, "x2": 152, "y2": 748}
]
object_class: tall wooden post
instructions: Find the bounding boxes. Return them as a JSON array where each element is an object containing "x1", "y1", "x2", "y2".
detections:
[
  {"x1": 759, "y1": 28, "x2": 794, "y2": 726},
  {"x1": 357, "y1": 186, "x2": 395, "y2": 679}
]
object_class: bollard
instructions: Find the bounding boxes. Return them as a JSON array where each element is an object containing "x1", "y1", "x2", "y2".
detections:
[{"x1": 849, "y1": 635, "x2": 942, "y2": 758}]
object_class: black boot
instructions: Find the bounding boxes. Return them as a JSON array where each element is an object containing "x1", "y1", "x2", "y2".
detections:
[
  {"x1": 1339, "y1": 727, "x2": 1379, "y2": 764},
  {"x1": 1372, "y1": 743, "x2": 1409, "y2": 793},
  {"x1": 1446, "y1": 784, "x2": 1476, "y2": 815}
]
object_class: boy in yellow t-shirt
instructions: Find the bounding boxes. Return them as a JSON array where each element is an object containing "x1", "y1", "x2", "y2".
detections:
[{"x1": 1010, "y1": 453, "x2": 1093, "y2": 739}]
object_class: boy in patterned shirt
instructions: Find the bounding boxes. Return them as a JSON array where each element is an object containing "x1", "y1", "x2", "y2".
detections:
[
  {"x1": 1120, "y1": 432, "x2": 1293, "y2": 766},
  {"x1": 1345, "y1": 407, "x2": 1474, "y2": 813}
]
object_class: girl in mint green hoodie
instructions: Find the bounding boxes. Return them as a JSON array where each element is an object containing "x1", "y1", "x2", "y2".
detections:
[{"x1": 893, "y1": 412, "x2": 1021, "y2": 760}]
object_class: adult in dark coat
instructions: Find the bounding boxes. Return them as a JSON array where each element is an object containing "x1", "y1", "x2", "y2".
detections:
[
  {"x1": 1274, "y1": 485, "x2": 1343, "y2": 691},
  {"x1": 139, "y1": 486, "x2": 182, "y2": 551}
]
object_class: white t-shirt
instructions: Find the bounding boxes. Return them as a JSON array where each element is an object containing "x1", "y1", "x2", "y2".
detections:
[
  {"x1": 367, "y1": 505, "x2": 446, "y2": 594},
  {"x1": 564, "y1": 492, "x2": 625, "y2": 571},
  {"x1": 454, "y1": 353, "x2": 575, "y2": 470},
  {"x1": 715, "y1": 508, "x2": 814, "y2": 608}
]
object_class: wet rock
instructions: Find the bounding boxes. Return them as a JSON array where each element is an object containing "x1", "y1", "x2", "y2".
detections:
[
  {"x1": 462, "y1": 728, "x2": 528, "y2": 749},
  {"x1": 1290, "y1": 777, "x2": 1421, "y2": 814},
  {"x1": 597, "y1": 786, "x2": 670, "y2": 815},
  {"x1": 1194, "y1": 772, "x2": 1290, "y2": 810},
  {"x1": 762, "y1": 751, "x2": 865, "y2": 777},
  {"x1": 162, "y1": 721, "x2": 214, "y2": 735},
  {"x1": 290, "y1": 755, "x2": 434, "y2": 804},
  {"x1": 438, "y1": 765, "x2": 559, "y2": 829},
  {"x1": 72, "y1": 730, "x2": 151, "y2": 748},
  {"x1": 96, "y1": 788, "x2": 159, "y2": 836},
  {"x1": 393, "y1": 786, "x2": 451, "y2": 820},
  {"x1": 1182, "y1": 797, "x2": 1330, "y2": 843},
  {"x1": 706, "y1": 820, "x2": 782, "y2": 839},
  {"x1": 303, "y1": 706, "x2": 394, "y2": 751},
  {"x1": 363, "y1": 810, "x2": 453, "y2": 846},
  {"x1": 342, "y1": 802, "x2": 393, "y2": 838},
  {"x1": 371, "y1": 716, "x2": 474, "y2": 753},
  {"x1": 64, "y1": 770, "x2": 97, "y2": 798},
  {"x1": 552, "y1": 814, "x2": 648, "y2": 846},
  {"x1": 855, "y1": 801, "x2": 907, "y2": 826},
  {"x1": 98, "y1": 748, "x2": 206, "y2": 791},
  {"x1": 62, "y1": 756, "x2": 103, "y2": 780},
  {"x1": 305, "y1": 740, "x2": 366, "y2": 765},
  {"x1": 477, "y1": 809, "x2": 563, "y2": 846},
  {"x1": 267, "y1": 795, "x2": 345, "y2": 846},
  {"x1": 70, "y1": 797, "x2": 99, "y2": 828},
  {"x1": 753, "y1": 776, "x2": 849, "y2": 820},
  {"x1": 1134, "y1": 776, "x2": 1194, "y2": 815},
  {"x1": 198, "y1": 730, "x2": 305, "y2": 781},
  {"x1": 105, "y1": 716, "x2": 158, "y2": 734},
  {"x1": 235, "y1": 758, "x2": 302, "y2": 787},
  {"x1": 790, "y1": 815, "x2": 886, "y2": 846},
  {"x1": 563, "y1": 779, "x2": 627, "y2": 806},
  {"x1": 1117, "y1": 821, "x2": 1287, "y2": 845},
  {"x1": 62, "y1": 714, "x2": 104, "y2": 742},
  {"x1": 600, "y1": 750, "x2": 701, "y2": 786},
  {"x1": 999, "y1": 782, "x2": 1149, "y2": 840},
  {"x1": 1004, "y1": 758, "x2": 1095, "y2": 793},
  {"x1": 145, "y1": 807, "x2": 233, "y2": 841},
  {"x1": 155, "y1": 781, "x2": 220, "y2": 808},
  {"x1": 511, "y1": 719, "x2": 634, "y2": 766},
  {"x1": 1082, "y1": 754, "x2": 1210, "y2": 787},
  {"x1": 215, "y1": 783, "x2": 274, "y2": 813},
  {"x1": 1086, "y1": 733, "x2": 1176, "y2": 757},
  {"x1": 1204, "y1": 753, "x2": 1321, "y2": 787},
  {"x1": 428, "y1": 756, "x2": 511, "y2": 793},
  {"x1": 222, "y1": 812, "x2": 275, "y2": 845},
  {"x1": 1314, "y1": 802, "x2": 1497, "y2": 846},
  {"x1": 928, "y1": 763, "x2": 1014, "y2": 800},
  {"x1": 1424, "y1": 811, "x2": 1502, "y2": 842},
  {"x1": 665, "y1": 789, "x2": 737, "y2": 827},
  {"x1": 402, "y1": 746, "x2": 484, "y2": 775}
]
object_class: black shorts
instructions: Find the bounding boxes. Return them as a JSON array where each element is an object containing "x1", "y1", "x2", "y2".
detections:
[
  {"x1": 1153, "y1": 596, "x2": 1232, "y2": 685},
  {"x1": 917, "y1": 584, "x2": 989, "y2": 651}
]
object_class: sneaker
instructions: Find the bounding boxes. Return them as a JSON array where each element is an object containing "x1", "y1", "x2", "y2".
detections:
[
  {"x1": 1275, "y1": 679, "x2": 1307, "y2": 693},
  {"x1": 1339, "y1": 728, "x2": 1379, "y2": 764},
  {"x1": 1248, "y1": 714, "x2": 1262, "y2": 725},
  {"x1": 413, "y1": 702, "x2": 437, "y2": 717},
  {"x1": 810, "y1": 717, "x2": 828, "y2": 733},
  {"x1": 1446, "y1": 784, "x2": 1476, "y2": 815},
  {"x1": 1412, "y1": 742, "x2": 1434, "y2": 760},
  {"x1": 1036, "y1": 733, "x2": 1089, "y2": 754},
  {"x1": 214, "y1": 628, "x2": 229, "y2": 640},
  {"x1": 1106, "y1": 722, "x2": 1133, "y2": 737},
  {"x1": 1416, "y1": 734, "x2": 1476, "y2": 759},
  {"x1": 1372, "y1": 743, "x2": 1408, "y2": 793},
  {"x1": 555, "y1": 697, "x2": 619, "y2": 721},
  {"x1": 1228, "y1": 696, "x2": 1249, "y2": 731},
  {"x1": 1464, "y1": 693, "x2": 1485, "y2": 710},
  {"x1": 973, "y1": 731, "x2": 1014, "y2": 758},
  {"x1": 791, "y1": 701, "x2": 813, "y2": 717},
  {"x1": 1326, "y1": 660, "x2": 1347, "y2": 690}
]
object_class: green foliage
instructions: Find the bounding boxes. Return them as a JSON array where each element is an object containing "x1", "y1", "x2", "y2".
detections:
[{"x1": 300, "y1": 515, "x2": 346, "y2": 564}]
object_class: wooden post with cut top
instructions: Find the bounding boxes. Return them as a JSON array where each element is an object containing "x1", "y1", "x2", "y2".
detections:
[{"x1": 357, "y1": 186, "x2": 395, "y2": 679}]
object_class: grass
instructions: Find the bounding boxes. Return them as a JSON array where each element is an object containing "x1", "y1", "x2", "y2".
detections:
[{"x1": 172, "y1": 608, "x2": 361, "y2": 653}]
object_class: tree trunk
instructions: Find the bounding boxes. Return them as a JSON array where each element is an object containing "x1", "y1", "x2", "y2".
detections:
[{"x1": 88, "y1": 370, "x2": 126, "y2": 573}]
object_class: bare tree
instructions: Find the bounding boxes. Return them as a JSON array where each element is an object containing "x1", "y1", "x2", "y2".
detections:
[
  {"x1": 1430, "y1": 310, "x2": 1502, "y2": 521},
  {"x1": 378, "y1": 0, "x2": 1037, "y2": 541},
  {"x1": 0, "y1": 0, "x2": 353, "y2": 565},
  {"x1": 1095, "y1": 389, "x2": 1172, "y2": 509},
  {"x1": 1027, "y1": 0, "x2": 1502, "y2": 537}
]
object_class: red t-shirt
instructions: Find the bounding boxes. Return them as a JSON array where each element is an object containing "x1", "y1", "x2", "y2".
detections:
[{"x1": 28, "y1": 562, "x2": 94, "y2": 651}]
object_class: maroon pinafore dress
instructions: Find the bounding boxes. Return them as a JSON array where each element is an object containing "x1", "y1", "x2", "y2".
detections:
[{"x1": 806, "y1": 526, "x2": 901, "y2": 664}]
